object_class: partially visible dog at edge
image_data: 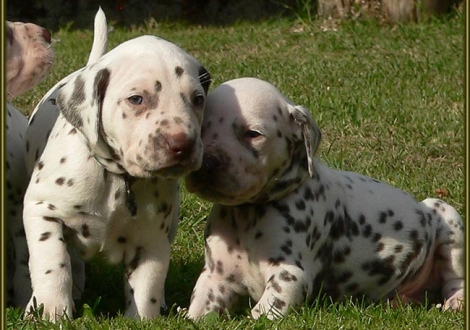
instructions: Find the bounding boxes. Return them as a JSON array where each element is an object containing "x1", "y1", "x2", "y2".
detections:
[{"x1": 5, "y1": 17, "x2": 55, "y2": 308}]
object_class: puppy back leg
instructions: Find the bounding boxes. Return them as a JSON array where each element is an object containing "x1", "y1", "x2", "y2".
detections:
[{"x1": 422, "y1": 198, "x2": 464, "y2": 310}]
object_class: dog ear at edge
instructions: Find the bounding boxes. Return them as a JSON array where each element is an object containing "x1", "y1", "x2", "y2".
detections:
[{"x1": 289, "y1": 105, "x2": 322, "y2": 177}]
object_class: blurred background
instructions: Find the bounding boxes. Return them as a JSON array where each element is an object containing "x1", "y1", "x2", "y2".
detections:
[{"x1": 6, "y1": 0, "x2": 464, "y2": 30}]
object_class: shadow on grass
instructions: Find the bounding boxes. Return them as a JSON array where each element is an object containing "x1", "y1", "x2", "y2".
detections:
[{"x1": 73, "y1": 255, "x2": 205, "y2": 319}]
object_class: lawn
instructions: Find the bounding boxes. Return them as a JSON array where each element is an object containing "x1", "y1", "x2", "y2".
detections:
[{"x1": 5, "y1": 9, "x2": 465, "y2": 330}]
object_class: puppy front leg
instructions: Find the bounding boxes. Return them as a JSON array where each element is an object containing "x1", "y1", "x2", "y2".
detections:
[
  {"x1": 187, "y1": 266, "x2": 242, "y2": 319},
  {"x1": 251, "y1": 266, "x2": 307, "y2": 320},
  {"x1": 24, "y1": 208, "x2": 74, "y2": 321},
  {"x1": 123, "y1": 239, "x2": 171, "y2": 319}
]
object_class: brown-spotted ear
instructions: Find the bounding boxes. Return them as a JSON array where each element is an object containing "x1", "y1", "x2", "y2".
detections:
[
  {"x1": 198, "y1": 66, "x2": 211, "y2": 95},
  {"x1": 57, "y1": 67, "x2": 111, "y2": 158},
  {"x1": 288, "y1": 105, "x2": 321, "y2": 177}
]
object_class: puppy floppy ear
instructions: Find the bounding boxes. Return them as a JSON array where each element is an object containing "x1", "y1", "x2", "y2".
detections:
[
  {"x1": 288, "y1": 105, "x2": 321, "y2": 177},
  {"x1": 57, "y1": 66, "x2": 111, "y2": 159}
]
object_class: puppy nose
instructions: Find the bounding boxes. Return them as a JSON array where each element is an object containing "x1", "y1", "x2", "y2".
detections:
[
  {"x1": 42, "y1": 28, "x2": 52, "y2": 44},
  {"x1": 166, "y1": 133, "x2": 195, "y2": 159},
  {"x1": 201, "y1": 153, "x2": 221, "y2": 173}
]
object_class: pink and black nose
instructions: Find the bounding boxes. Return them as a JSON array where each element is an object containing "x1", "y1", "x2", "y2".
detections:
[{"x1": 166, "y1": 132, "x2": 196, "y2": 160}]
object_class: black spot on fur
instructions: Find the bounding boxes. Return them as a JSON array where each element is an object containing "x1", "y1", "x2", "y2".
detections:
[
  {"x1": 378, "y1": 211, "x2": 388, "y2": 223},
  {"x1": 372, "y1": 233, "x2": 382, "y2": 242},
  {"x1": 43, "y1": 216, "x2": 61, "y2": 223},
  {"x1": 39, "y1": 232, "x2": 51, "y2": 241},
  {"x1": 304, "y1": 186, "x2": 314, "y2": 200},
  {"x1": 393, "y1": 221, "x2": 404, "y2": 231},
  {"x1": 295, "y1": 200, "x2": 306, "y2": 210},
  {"x1": 362, "y1": 258, "x2": 395, "y2": 281},
  {"x1": 362, "y1": 224, "x2": 372, "y2": 238},
  {"x1": 155, "y1": 80, "x2": 162, "y2": 92},
  {"x1": 273, "y1": 298, "x2": 286, "y2": 309},
  {"x1": 358, "y1": 214, "x2": 366, "y2": 224},
  {"x1": 216, "y1": 261, "x2": 224, "y2": 275},
  {"x1": 175, "y1": 66, "x2": 184, "y2": 77},
  {"x1": 279, "y1": 270, "x2": 297, "y2": 282},
  {"x1": 281, "y1": 244, "x2": 292, "y2": 255}
]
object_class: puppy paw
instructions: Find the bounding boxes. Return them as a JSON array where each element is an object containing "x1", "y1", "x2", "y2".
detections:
[
  {"x1": 25, "y1": 295, "x2": 74, "y2": 322},
  {"x1": 444, "y1": 289, "x2": 464, "y2": 311}
]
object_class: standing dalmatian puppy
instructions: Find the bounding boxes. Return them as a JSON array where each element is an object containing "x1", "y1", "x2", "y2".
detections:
[
  {"x1": 185, "y1": 78, "x2": 464, "y2": 319},
  {"x1": 5, "y1": 19, "x2": 54, "y2": 307},
  {"x1": 23, "y1": 34, "x2": 211, "y2": 320}
]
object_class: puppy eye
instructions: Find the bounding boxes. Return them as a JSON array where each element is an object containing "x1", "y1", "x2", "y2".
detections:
[
  {"x1": 192, "y1": 94, "x2": 205, "y2": 107},
  {"x1": 128, "y1": 95, "x2": 143, "y2": 105},
  {"x1": 245, "y1": 130, "x2": 263, "y2": 139}
]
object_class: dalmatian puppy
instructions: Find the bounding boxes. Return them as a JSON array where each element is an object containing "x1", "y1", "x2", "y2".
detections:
[
  {"x1": 5, "y1": 19, "x2": 54, "y2": 307},
  {"x1": 23, "y1": 33, "x2": 211, "y2": 320},
  {"x1": 185, "y1": 77, "x2": 464, "y2": 319}
]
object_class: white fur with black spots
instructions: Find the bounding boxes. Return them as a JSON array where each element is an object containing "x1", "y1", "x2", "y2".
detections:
[
  {"x1": 186, "y1": 77, "x2": 464, "y2": 320},
  {"x1": 22, "y1": 9, "x2": 211, "y2": 321}
]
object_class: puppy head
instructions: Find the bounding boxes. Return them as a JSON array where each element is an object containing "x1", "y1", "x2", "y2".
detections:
[
  {"x1": 6, "y1": 21, "x2": 54, "y2": 100},
  {"x1": 56, "y1": 35, "x2": 211, "y2": 179},
  {"x1": 185, "y1": 77, "x2": 321, "y2": 205}
]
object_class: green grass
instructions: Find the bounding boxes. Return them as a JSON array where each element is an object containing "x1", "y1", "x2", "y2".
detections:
[
  {"x1": 6, "y1": 299, "x2": 465, "y2": 329},
  {"x1": 6, "y1": 12, "x2": 465, "y2": 329}
]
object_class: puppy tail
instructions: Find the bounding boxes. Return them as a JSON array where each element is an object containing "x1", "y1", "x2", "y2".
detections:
[{"x1": 87, "y1": 7, "x2": 108, "y2": 65}]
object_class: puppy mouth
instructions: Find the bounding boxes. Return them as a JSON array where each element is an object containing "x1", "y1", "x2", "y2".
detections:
[
  {"x1": 185, "y1": 174, "x2": 250, "y2": 205},
  {"x1": 186, "y1": 183, "x2": 243, "y2": 205},
  {"x1": 125, "y1": 138, "x2": 203, "y2": 179},
  {"x1": 152, "y1": 164, "x2": 194, "y2": 179}
]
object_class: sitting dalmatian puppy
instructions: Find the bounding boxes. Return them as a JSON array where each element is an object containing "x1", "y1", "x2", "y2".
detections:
[
  {"x1": 5, "y1": 19, "x2": 54, "y2": 307},
  {"x1": 23, "y1": 27, "x2": 211, "y2": 320},
  {"x1": 185, "y1": 77, "x2": 464, "y2": 319}
]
